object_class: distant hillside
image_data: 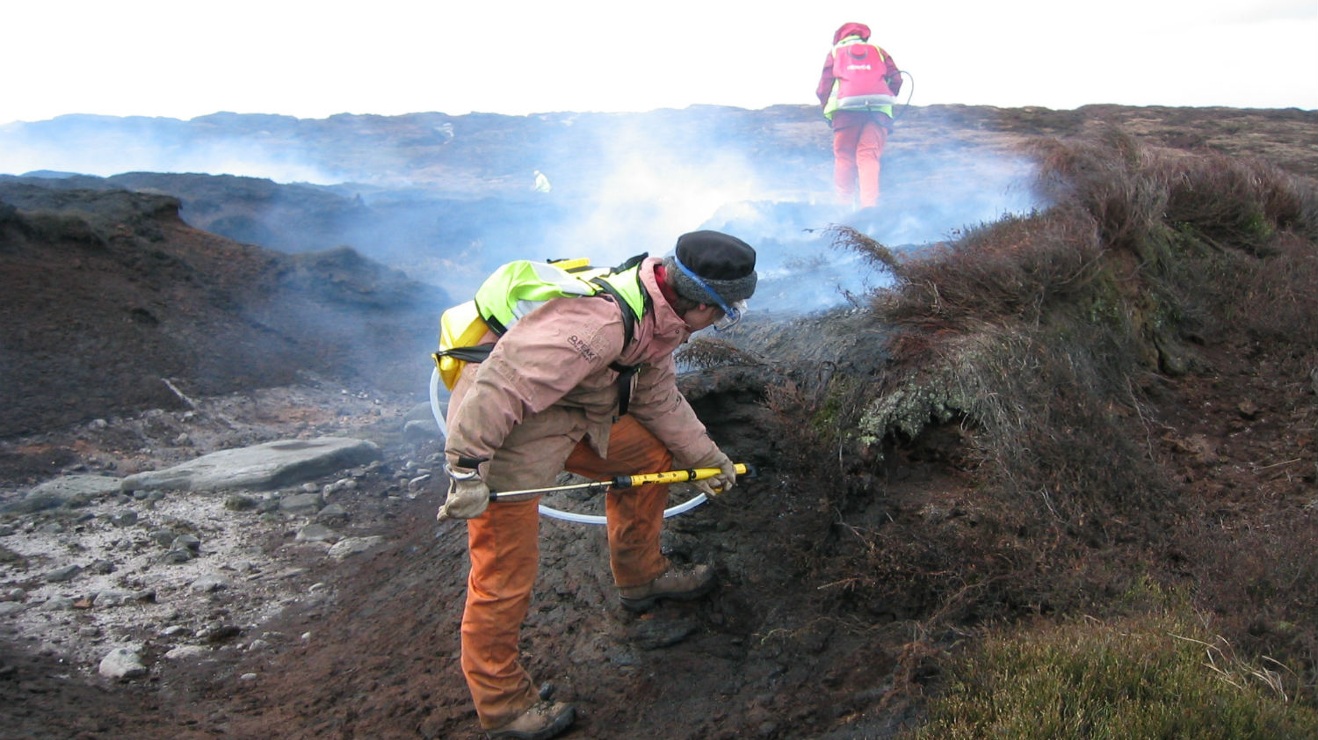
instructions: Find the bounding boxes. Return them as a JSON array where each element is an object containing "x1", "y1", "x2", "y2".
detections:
[
  {"x1": 0, "y1": 183, "x2": 446, "y2": 437},
  {"x1": 5, "y1": 105, "x2": 1315, "y2": 190}
]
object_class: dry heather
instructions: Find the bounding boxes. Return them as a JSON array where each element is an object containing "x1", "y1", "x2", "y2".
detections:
[{"x1": 762, "y1": 128, "x2": 1318, "y2": 718}]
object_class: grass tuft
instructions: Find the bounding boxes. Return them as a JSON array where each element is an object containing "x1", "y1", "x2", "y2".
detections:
[{"x1": 913, "y1": 603, "x2": 1318, "y2": 739}]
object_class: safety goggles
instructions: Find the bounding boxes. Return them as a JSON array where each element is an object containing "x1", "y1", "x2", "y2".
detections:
[
  {"x1": 714, "y1": 299, "x2": 748, "y2": 331},
  {"x1": 672, "y1": 254, "x2": 749, "y2": 331}
]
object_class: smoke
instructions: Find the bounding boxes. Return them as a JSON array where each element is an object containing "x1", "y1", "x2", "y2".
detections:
[
  {"x1": 2, "y1": 109, "x2": 1048, "y2": 320},
  {"x1": 695, "y1": 148, "x2": 1044, "y2": 315},
  {"x1": 399, "y1": 117, "x2": 1045, "y2": 317},
  {"x1": 526, "y1": 119, "x2": 763, "y2": 265}
]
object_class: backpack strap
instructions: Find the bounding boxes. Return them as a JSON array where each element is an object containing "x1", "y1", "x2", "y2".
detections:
[
  {"x1": 433, "y1": 344, "x2": 496, "y2": 363},
  {"x1": 607, "y1": 362, "x2": 639, "y2": 416},
  {"x1": 590, "y1": 277, "x2": 639, "y2": 346},
  {"x1": 592, "y1": 276, "x2": 641, "y2": 415},
  {"x1": 593, "y1": 253, "x2": 650, "y2": 416}
]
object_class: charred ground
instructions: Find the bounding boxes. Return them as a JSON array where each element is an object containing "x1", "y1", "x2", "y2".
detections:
[{"x1": 1, "y1": 104, "x2": 1317, "y2": 738}]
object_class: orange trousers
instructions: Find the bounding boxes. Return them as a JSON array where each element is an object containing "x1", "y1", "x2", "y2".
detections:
[
  {"x1": 832, "y1": 114, "x2": 889, "y2": 209},
  {"x1": 458, "y1": 415, "x2": 673, "y2": 729}
]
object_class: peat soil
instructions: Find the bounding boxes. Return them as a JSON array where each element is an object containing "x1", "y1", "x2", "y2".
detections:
[{"x1": 2, "y1": 288, "x2": 1312, "y2": 740}]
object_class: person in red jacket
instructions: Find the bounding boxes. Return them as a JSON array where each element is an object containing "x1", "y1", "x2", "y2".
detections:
[
  {"x1": 438, "y1": 230, "x2": 757, "y2": 739},
  {"x1": 816, "y1": 21, "x2": 902, "y2": 210}
]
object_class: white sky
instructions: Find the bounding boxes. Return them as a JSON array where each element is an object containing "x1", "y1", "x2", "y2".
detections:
[{"x1": 2, "y1": 0, "x2": 1315, "y2": 124}]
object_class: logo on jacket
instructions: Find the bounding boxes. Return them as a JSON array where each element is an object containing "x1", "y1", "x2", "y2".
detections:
[{"x1": 568, "y1": 335, "x2": 600, "y2": 362}]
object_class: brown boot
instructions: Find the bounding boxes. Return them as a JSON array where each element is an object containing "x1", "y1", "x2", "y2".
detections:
[
  {"x1": 486, "y1": 699, "x2": 576, "y2": 740},
  {"x1": 618, "y1": 563, "x2": 716, "y2": 612}
]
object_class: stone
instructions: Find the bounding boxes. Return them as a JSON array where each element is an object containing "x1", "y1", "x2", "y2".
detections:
[
  {"x1": 190, "y1": 575, "x2": 231, "y2": 593},
  {"x1": 172, "y1": 534, "x2": 202, "y2": 553},
  {"x1": 315, "y1": 503, "x2": 349, "y2": 524},
  {"x1": 0, "y1": 602, "x2": 26, "y2": 617},
  {"x1": 8, "y1": 475, "x2": 122, "y2": 514},
  {"x1": 98, "y1": 647, "x2": 147, "y2": 679},
  {"x1": 120, "y1": 437, "x2": 381, "y2": 493},
  {"x1": 164, "y1": 645, "x2": 211, "y2": 661},
  {"x1": 295, "y1": 524, "x2": 337, "y2": 543},
  {"x1": 327, "y1": 536, "x2": 384, "y2": 560},
  {"x1": 93, "y1": 590, "x2": 133, "y2": 607},
  {"x1": 224, "y1": 494, "x2": 259, "y2": 511},
  {"x1": 279, "y1": 493, "x2": 324, "y2": 514},
  {"x1": 44, "y1": 564, "x2": 83, "y2": 583}
]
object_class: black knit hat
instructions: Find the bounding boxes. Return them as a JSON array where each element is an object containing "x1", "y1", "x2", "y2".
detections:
[{"x1": 664, "y1": 230, "x2": 758, "y2": 305}]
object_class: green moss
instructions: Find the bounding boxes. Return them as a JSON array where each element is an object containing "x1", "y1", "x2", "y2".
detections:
[{"x1": 857, "y1": 366, "x2": 975, "y2": 446}]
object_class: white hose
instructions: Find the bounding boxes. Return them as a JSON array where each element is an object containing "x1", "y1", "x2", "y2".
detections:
[
  {"x1": 430, "y1": 367, "x2": 709, "y2": 525},
  {"x1": 429, "y1": 366, "x2": 448, "y2": 439},
  {"x1": 537, "y1": 491, "x2": 708, "y2": 525}
]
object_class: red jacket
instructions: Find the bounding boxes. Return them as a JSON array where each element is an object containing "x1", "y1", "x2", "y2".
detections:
[{"x1": 816, "y1": 22, "x2": 901, "y2": 122}]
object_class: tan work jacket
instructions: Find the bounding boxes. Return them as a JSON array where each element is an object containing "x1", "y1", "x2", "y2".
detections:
[{"x1": 445, "y1": 257, "x2": 718, "y2": 490}]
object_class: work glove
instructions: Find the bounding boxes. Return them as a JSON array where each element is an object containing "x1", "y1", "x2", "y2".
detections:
[
  {"x1": 437, "y1": 466, "x2": 490, "y2": 521},
  {"x1": 689, "y1": 449, "x2": 737, "y2": 497}
]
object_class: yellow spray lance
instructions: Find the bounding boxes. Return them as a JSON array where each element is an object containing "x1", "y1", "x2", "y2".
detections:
[{"x1": 489, "y1": 463, "x2": 754, "y2": 503}]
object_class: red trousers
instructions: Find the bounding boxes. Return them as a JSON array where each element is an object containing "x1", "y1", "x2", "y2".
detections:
[
  {"x1": 832, "y1": 113, "x2": 890, "y2": 209},
  {"x1": 457, "y1": 414, "x2": 673, "y2": 729}
]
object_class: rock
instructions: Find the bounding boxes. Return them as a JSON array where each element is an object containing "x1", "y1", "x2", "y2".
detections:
[
  {"x1": 172, "y1": 534, "x2": 202, "y2": 553},
  {"x1": 190, "y1": 575, "x2": 231, "y2": 592},
  {"x1": 93, "y1": 590, "x2": 134, "y2": 607},
  {"x1": 0, "y1": 545, "x2": 24, "y2": 566},
  {"x1": 404, "y1": 402, "x2": 436, "y2": 423},
  {"x1": 198, "y1": 624, "x2": 242, "y2": 644},
  {"x1": 120, "y1": 437, "x2": 382, "y2": 493},
  {"x1": 160, "y1": 548, "x2": 195, "y2": 564},
  {"x1": 98, "y1": 647, "x2": 147, "y2": 679},
  {"x1": 324, "y1": 478, "x2": 357, "y2": 495},
  {"x1": 404, "y1": 418, "x2": 438, "y2": 442},
  {"x1": 165, "y1": 645, "x2": 211, "y2": 660},
  {"x1": 149, "y1": 528, "x2": 179, "y2": 546},
  {"x1": 43, "y1": 564, "x2": 83, "y2": 583},
  {"x1": 630, "y1": 618, "x2": 698, "y2": 650},
  {"x1": 4, "y1": 475, "x2": 122, "y2": 514},
  {"x1": 279, "y1": 492, "x2": 324, "y2": 514},
  {"x1": 315, "y1": 503, "x2": 349, "y2": 524},
  {"x1": 40, "y1": 596, "x2": 76, "y2": 611},
  {"x1": 87, "y1": 559, "x2": 116, "y2": 575},
  {"x1": 109, "y1": 510, "x2": 138, "y2": 527},
  {"x1": 295, "y1": 523, "x2": 337, "y2": 543},
  {"x1": 0, "y1": 602, "x2": 26, "y2": 617},
  {"x1": 224, "y1": 494, "x2": 259, "y2": 511},
  {"x1": 327, "y1": 536, "x2": 385, "y2": 560}
]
